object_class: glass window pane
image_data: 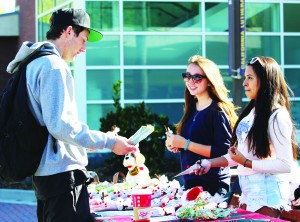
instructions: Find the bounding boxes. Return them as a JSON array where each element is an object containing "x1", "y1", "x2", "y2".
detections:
[
  {"x1": 38, "y1": 0, "x2": 53, "y2": 14},
  {"x1": 245, "y1": 3, "x2": 280, "y2": 32},
  {"x1": 86, "y1": 1, "x2": 119, "y2": 31},
  {"x1": 284, "y1": 4, "x2": 300, "y2": 32},
  {"x1": 246, "y1": 36, "x2": 280, "y2": 62},
  {"x1": 285, "y1": 69, "x2": 300, "y2": 97},
  {"x1": 87, "y1": 104, "x2": 115, "y2": 130},
  {"x1": 220, "y1": 69, "x2": 234, "y2": 98},
  {"x1": 124, "y1": 35, "x2": 202, "y2": 66},
  {"x1": 86, "y1": 35, "x2": 120, "y2": 66},
  {"x1": 291, "y1": 101, "x2": 300, "y2": 132},
  {"x1": 87, "y1": 70, "x2": 120, "y2": 100},
  {"x1": 37, "y1": 14, "x2": 51, "y2": 41},
  {"x1": 206, "y1": 35, "x2": 228, "y2": 65},
  {"x1": 205, "y1": 3, "x2": 228, "y2": 32},
  {"x1": 124, "y1": 69, "x2": 185, "y2": 100},
  {"x1": 284, "y1": 36, "x2": 300, "y2": 65},
  {"x1": 38, "y1": 0, "x2": 68, "y2": 14},
  {"x1": 123, "y1": 2, "x2": 201, "y2": 31},
  {"x1": 146, "y1": 103, "x2": 184, "y2": 126}
]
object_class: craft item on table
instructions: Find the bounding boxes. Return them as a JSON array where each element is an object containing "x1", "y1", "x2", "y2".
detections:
[
  {"x1": 88, "y1": 174, "x2": 185, "y2": 216},
  {"x1": 148, "y1": 179, "x2": 183, "y2": 216},
  {"x1": 90, "y1": 197, "x2": 126, "y2": 212},
  {"x1": 176, "y1": 186, "x2": 233, "y2": 220},
  {"x1": 173, "y1": 160, "x2": 201, "y2": 178},
  {"x1": 90, "y1": 194, "x2": 133, "y2": 212},
  {"x1": 129, "y1": 124, "x2": 154, "y2": 145},
  {"x1": 163, "y1": 206, "x2": 176, "y2": 216},
  {"x1": 151, "y1": 207, "x2": 165, "y2": 217},
  {"x1": 123, "y1": 151, "x2": 151, "y2": 186}
]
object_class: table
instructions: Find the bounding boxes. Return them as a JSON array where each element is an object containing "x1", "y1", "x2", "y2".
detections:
[{"x1": 92, "y1": 208, "x2": 288, "y2": 221}]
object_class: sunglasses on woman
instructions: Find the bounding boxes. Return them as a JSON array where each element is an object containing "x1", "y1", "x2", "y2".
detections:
[
  {"x1": 248, "y1": 57, "x2": 263, "y2": 66},
  {"x1": 182, "y1": 73, "x2": 206, "y2": 84}
]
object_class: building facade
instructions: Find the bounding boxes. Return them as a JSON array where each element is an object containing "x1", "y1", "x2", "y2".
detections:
[{"x1": 33, "y1": 0, "x2": 300, "y2": 141}]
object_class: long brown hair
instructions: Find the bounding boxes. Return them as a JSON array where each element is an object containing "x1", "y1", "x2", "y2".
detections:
[
  {"x1": 231, "y1": 56, "x2": 298, "y2": 159},
  {"x1": 177, "y1": 55, "x2": 238, "y2": 134}
]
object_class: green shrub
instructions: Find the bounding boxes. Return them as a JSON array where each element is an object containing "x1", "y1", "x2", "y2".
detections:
[{"x1": 99, "y1": 80, "x2": 179, "y2": 178}]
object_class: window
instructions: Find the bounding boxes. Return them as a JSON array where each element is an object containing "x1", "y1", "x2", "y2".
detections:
[
  {"x1": 284, "y1": 36, "x2": 300, "y2": 65},
  {"x1": 87, "y1": 70, "x2": 120, "y2": 100},
  {"x1": 124, "y1": 69, "x2": 185, "y2": 99},
  {"x1": 124, "y1": 35, "x2": 202, "y2": 66},
  {"x1": 123, "y1": 2, "x2": 201, "y2": 31},
  {"x1": 86, "y1": 1, "x2": 120, "y2": 31},
  {"x1": 246, "y1": 36, "x2": 280, "y2": 62},
  {"x1": 245, "y1": 3, "x2": 280, "y2": 32},
  {"x1": 284, "y1": 3, "x2": 300, "y2": 32},
  {"x1": 285, "y1": 69, "x2": 300, "y2": 97},
  {"x1": 86, "y1": 35, "x2": 120, "y2": 66}
]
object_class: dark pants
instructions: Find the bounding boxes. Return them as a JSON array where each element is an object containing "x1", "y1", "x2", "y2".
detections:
[
  {"x1": 33, "y1": 170, "x2": 93, "y2": 222},
  {"x1": 37, "y1": 184, "x2": 92, "y2": 222}
]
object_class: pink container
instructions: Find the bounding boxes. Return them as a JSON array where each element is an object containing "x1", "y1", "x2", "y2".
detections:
[{"x1": 131, "y1": 189, "x2": 152, "y2": 222}]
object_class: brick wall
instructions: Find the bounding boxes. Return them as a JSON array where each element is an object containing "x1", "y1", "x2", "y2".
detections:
[
  {"x1": 16, "y1": 0, "x2": 36, "y2": 45},
  {"x1": 0, "y1": 1, "x2": 36, "y2": 91},
  {"x1": 0, "y1": 37, "x2": 19, "y2": 91}
]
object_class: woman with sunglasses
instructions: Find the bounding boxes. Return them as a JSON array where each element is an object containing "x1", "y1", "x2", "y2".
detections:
[
  {"x1": 165, "y1": 55, "x2": 238, "y2": 196},
  {"x1": 193, "y1": 56, "x2": 297, "y2": 218}
]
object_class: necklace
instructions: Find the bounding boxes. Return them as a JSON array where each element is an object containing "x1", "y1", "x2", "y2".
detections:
[
  {"x1": 193, "y1": 100, "x2": 212, "y2": 121},
  {"x1": 193, "y1": 110, "x2": 200, "y2": 122}
]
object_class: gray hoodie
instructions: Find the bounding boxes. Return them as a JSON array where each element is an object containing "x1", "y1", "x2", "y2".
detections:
[{"x1": 7, "y1": 41, "x2": 116, "y2": 176}]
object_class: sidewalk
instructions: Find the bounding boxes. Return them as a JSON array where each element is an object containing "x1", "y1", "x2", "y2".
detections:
[{"x1": 0, "y1": 189, "x2": 37, "y2": 222}]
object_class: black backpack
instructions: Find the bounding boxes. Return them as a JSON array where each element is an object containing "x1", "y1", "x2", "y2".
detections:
[{"x1": 0, "y1": 49, "x2": 56, "y2": 184}]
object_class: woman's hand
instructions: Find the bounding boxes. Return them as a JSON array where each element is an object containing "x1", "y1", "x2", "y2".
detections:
[
  {"x1": 165, "y1": 132, "x2": 185, "y2": 153},
  {"x1": 228, "y1": 146, "x2": 246, "y2": 166},
  {"x1": 292, "y1": 198, "x2": 300, "y2": 208},
  {"x1": 165, "y1": 133, "x2": 178, "y2": 153},
  {"x1": 193, "y1": 159, "x2": 212, "y2": 175}
]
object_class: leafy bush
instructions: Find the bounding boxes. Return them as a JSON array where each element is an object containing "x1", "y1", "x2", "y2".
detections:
[{"x1": 98, "y1": 80, "x2": 179, "y2": 178}]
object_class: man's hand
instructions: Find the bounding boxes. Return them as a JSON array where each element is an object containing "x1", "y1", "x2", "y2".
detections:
[
  {"x1": 112, "y1": 136, "x2": 137, "y2": 155},
  {"x1": 194, "y1": 159, "x2": 211, "y2": 175}
]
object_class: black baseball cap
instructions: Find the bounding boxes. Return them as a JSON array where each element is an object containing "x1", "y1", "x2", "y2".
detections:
[{"x1": 51, "y1": 8, "x2": 103, "y2": 42}]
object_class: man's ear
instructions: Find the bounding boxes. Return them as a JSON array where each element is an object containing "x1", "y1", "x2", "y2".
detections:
[{"x1": 64, "y1": 26, "x2": 73, "y2": 37}]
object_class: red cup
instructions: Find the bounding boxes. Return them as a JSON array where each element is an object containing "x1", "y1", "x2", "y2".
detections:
[{"x1": 132, "y1": 189, "x2": 152, "y2": 222}]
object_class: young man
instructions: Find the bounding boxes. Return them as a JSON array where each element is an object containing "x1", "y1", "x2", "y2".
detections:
[{"x1": 7, "y1": 8, "x2": 136, "y2": 222}]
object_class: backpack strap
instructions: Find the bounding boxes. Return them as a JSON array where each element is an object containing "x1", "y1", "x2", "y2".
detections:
[{"x1": 21, "y1": 50, "x2": 58, "y2": 154}]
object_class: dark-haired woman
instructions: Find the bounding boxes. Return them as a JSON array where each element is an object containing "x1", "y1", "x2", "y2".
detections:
[{"x1": 194, "y1": 56, "x2": 297, "y2": 218}]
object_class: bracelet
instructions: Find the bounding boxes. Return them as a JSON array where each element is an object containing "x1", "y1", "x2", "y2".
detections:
[
  {"x1": 243, "y1": 159, "x2": 249, "y2": 167},
  {"x1": 184, "y1": 139, "x2": 190, "y2": 151}
]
